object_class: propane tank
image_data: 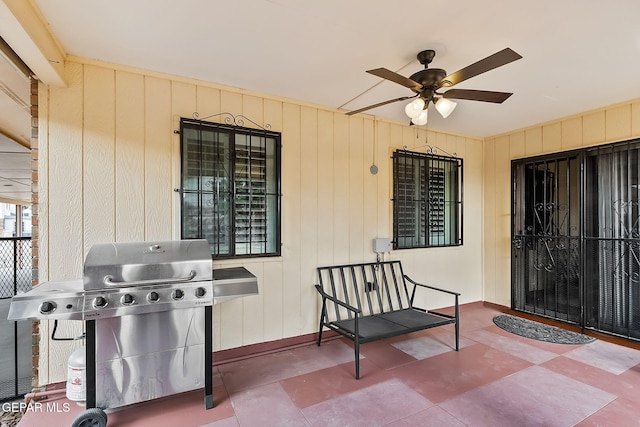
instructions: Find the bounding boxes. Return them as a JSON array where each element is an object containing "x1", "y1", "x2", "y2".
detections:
[{"x1": 66, "y1": 346, "x2": 86, "y2": 404}]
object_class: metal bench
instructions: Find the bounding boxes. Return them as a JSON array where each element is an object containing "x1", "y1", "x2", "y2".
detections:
[{"x1": 315, "y1": 260, "x2": 460, "y2": 379}]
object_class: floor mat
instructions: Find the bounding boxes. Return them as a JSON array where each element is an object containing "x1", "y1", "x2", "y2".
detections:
[{"x1": 493, "y1": 314, "x2": 595, "y2": 344}]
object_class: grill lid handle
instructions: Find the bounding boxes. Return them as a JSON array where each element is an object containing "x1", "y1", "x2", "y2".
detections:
[{"x1": 103, "y1": 270, "x2": 197, "y2": 287}]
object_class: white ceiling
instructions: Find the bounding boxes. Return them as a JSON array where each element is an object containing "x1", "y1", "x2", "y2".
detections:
[
  {"x1": 30, "y1": 0, "x2": 640, "y2": 138},
  {"x1": 3, "y1": 0, "x2": 640, "y2": 206}
]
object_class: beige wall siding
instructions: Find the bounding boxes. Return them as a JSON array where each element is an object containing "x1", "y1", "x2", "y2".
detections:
[
  {"x1": 115, "y1": 71, "x2": 145, "y2": 241},
  {"x1": 484, "y1": 100, "x2": 640, "y2": 307},
  {"x1": 38, "y1": 59, "x2": 484, "y2": 384},
  {"x1": 145, "y1": 77, "x2": 173, "y2": 241}
]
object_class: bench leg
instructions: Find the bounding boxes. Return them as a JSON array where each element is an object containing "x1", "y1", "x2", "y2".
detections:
[
  {"x1": 317, "y1": 299, "x2": 326, "y2": 346},
  {"x1": 354, "y1": 316, "x2": 360, "y2": 379},
  {"x1": 454, "y1": 295, "x2": 460, "y2": 351},
  {"x1": 354, "y1": 338, "x2": 360, "y2": 379}
]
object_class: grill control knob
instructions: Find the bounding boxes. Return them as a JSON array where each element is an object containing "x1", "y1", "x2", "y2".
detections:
[
  {"x1": 93, "y1": 296, "x2": 108, "y2": 309},
  {"x1": 147, "y1": 291, "x2": 160, "y2": 303},
  {"x1": 39, "y1": 301, "x2": 57, "y2": 314},
  {"x1": 121, "y1": 294, "x2": 135, "y2": 305},
  {"x1": 172, "y1": 289, "x2": 184, "y2": 301},
  {"x1": 195, "y1": 287, "x2": 207, "y2": 298}
]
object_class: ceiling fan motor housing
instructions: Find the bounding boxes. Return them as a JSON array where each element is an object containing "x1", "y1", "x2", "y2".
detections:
[
  {"x1": 411, "y1": 49, "x2": 447, "y2": 97},
  {"x1": 408, "y1": 69, "x2": 447, "y2": 88},
  {"x1": 408, "y1": 68, "x2": 447, "y2": 103}
]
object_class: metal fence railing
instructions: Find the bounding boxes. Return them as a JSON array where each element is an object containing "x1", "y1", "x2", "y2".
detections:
[{"x1": 0, "y1": 237, "x2": 32, "y2": 402}]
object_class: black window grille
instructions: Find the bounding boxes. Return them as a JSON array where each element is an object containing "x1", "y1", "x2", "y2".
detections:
[
  {"x1": 180, "y1": 118, "x2": 281, "y2": 258},
  {"x1": 392, "y1": 150, "x2": 462, "y2": 248}
]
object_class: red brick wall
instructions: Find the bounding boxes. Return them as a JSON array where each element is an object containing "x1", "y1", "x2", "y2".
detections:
[{"x1": 30, "y1": 77, "x2": 39, "y2": 388}]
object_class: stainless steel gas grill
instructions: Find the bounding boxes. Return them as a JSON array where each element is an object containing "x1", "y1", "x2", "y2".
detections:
[{"x1": 8, "y1": 239, "x2": 258, "y2": 426}]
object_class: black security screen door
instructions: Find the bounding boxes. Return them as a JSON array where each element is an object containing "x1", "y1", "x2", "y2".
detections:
[
  {"x1": 512, "y1": 139, "x2": 640, "y2": 341},
  {"x1": 512, "y1": 154, "x2": 581, "y2": 324},
  {"x1": 584, "y1": 142, "x2": 640, "y2": 339}
]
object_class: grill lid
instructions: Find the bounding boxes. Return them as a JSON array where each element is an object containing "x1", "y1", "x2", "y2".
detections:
[{"x1": 83, "y1": 239, "x2": 212, "y2": 291}]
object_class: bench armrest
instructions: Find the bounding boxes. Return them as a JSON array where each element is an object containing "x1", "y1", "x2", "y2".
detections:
[
  {"x1": 314, "y1": 284, "x2": 362, "y2": 315},
  {"x1": 404, "y1": 275, "x2": 461, "y2": 296}
]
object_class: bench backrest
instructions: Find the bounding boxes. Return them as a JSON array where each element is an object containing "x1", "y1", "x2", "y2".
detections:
[{"x1": 317, "y1": 260, "x2": 411, "y2": 321}]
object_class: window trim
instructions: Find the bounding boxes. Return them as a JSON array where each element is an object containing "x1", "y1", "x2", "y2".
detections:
[
  {"x1": 392, "y1": 149, "x2": 463, "y2": 249},
  {"x1": 179, "y1": 118, "x2": 282, "y2": 259}
]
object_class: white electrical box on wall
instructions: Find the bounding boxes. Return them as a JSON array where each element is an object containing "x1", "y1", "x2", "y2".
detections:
[{"x1": 372, "y1": 238, "x2": 391, "y2": 253}]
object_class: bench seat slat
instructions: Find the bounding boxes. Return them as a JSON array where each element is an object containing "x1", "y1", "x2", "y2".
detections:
[
  {"x1": 376, "y1": 309, "x2": 453, "y2": 329},
  {"x1": 333, "y1": 316, "x2": 407, "y2": 340}
]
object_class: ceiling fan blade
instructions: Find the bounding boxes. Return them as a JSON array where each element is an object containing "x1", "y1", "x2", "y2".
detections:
[
  {"x1": 443, "y1": 89, "x2": 513, "y2": 103},
  {"x1": 439, "y1": 48, "x2": 522, "y2": 88},
  {"x1": 366, "y1": 68, "x2": 423, "y2": 92},
  {"x1": 346, "y1": 95, "x2": 416, "y2": 115}
]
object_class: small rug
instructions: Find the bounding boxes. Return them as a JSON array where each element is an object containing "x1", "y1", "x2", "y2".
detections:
[{"x1": 493, "y1": 314, "x2": 595, "y2": 344}]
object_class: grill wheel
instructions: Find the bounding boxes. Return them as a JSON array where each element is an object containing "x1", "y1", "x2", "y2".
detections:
[{"x1": 71, "y1": 407, "x2": 107, "y2": 427}]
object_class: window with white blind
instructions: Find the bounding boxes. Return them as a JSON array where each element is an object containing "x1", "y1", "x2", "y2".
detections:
[
  {"x1": 180, "y1": 118, "x2": 281, "y2": 258},
  {"x1": 392, "y1": 149, "x2": 462, "y2": 248}
]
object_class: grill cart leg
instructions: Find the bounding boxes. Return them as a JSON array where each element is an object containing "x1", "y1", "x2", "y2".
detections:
[
  {"x1": 204, "y1": 306, "x2": 213, "y2": 409},
  {"x1": 75, "y1": 320, "x2": 108, "y2": 426},
  {"x1": 86, "y1": 320, "x2": 97, "y2": 409}
]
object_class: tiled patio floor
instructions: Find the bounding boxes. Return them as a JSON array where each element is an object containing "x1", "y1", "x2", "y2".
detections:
[{"x1": 16, "y1": 303, "x2": 640, "y2": 426}]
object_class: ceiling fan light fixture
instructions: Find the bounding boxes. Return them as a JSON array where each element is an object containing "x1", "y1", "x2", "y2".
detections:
[
  {"x1": 404, "y1": 98, "x2": 425, "y2": 119},
  {"x1": 349, "y1": 48, "x2": 521, "y2": 120},
  {"x1": 435, "y1": 97, "x2": 457, "y2": 118},
  {"x1": 410, "y1": 109, "x2": 428, "y2": 126}
]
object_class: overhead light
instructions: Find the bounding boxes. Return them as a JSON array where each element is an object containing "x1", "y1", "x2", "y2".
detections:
[
  {"x1": 404, "y1": 98, "x2": 425, "y2": 119},
  {"x1": 411, "y1": 109, "x2": 428, "y2": 126},
  {"x1": 434, "y1": 97, "x2": 457, "y2": 118}
]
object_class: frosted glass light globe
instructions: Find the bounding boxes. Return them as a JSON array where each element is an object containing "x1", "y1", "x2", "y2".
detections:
[
  {"x1": 404, "y1": 98, "x2": 425, "y2": 119},
  {"x1": 435, "y1": 97, "x2": 457, "y2": 118},
  {"x1": 411, "y1": 109, "x2": 428, "y2": 125}
]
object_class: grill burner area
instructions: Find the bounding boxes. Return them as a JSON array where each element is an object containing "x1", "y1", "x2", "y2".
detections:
[{"x1": 8, "y1": 278, "x2": 215, "y2": 321}]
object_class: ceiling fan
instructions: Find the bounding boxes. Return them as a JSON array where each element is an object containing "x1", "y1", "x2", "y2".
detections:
[{"x1": 346, "y1": 48, "x2": 522, "y2": 125}]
